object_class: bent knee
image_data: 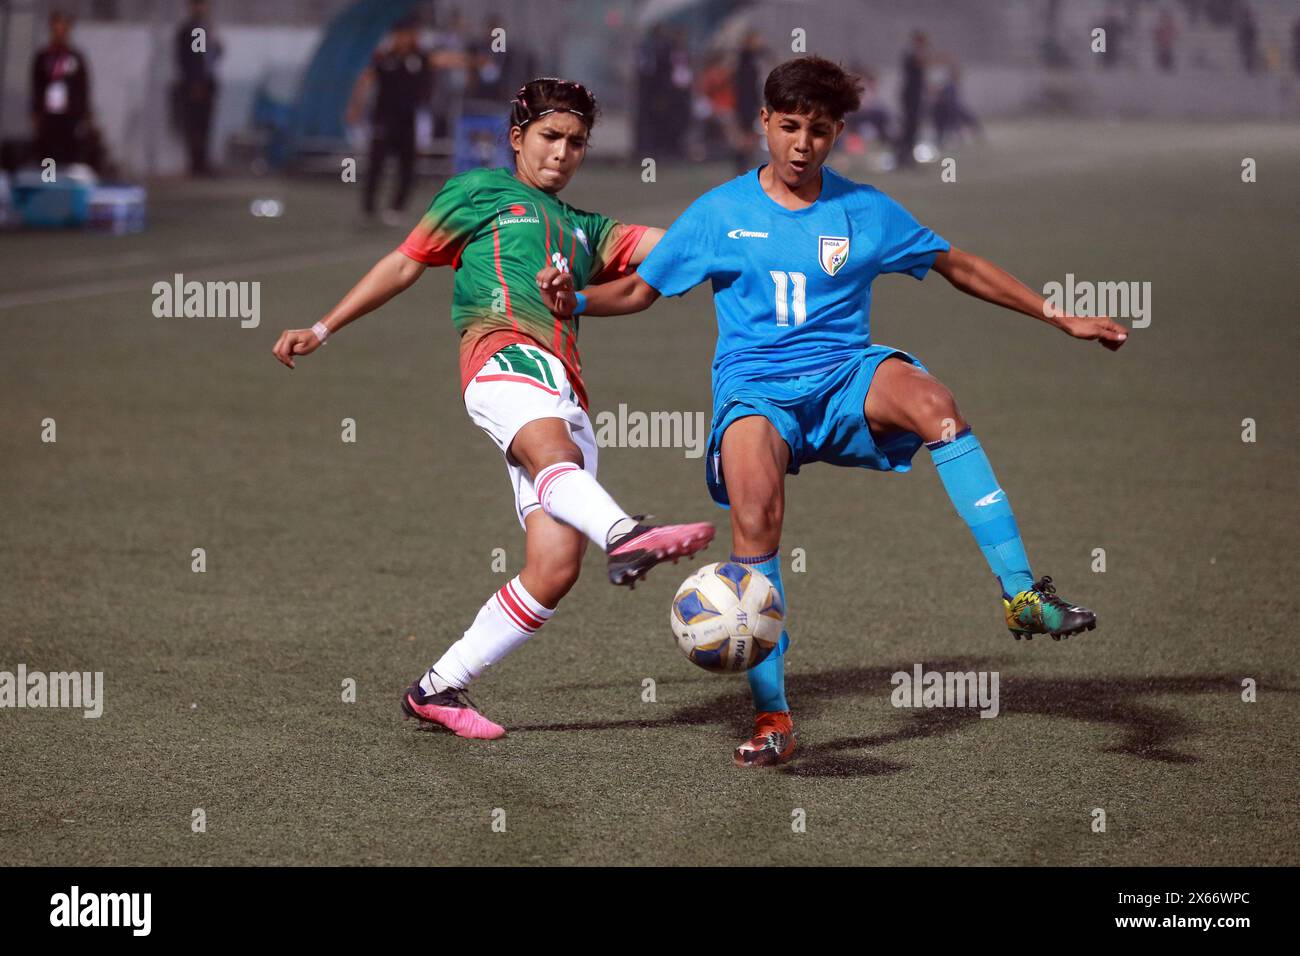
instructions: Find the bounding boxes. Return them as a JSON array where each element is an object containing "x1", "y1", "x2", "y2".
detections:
[
  {"x1": 731, "y1": 497, "x2": 784, "y2": 543},
  {"x1": 912, "y1": 382, "x2": 963, "y2": 436},
  {"x1": 529, "y1": 553, "x2": 582, "y2": 596},
  {"x1": 516, "y1": 444, "x2": 583, "y2": 481},
  {"x1": 510, "y1": 420, "x2": 584, "y2": 477}
]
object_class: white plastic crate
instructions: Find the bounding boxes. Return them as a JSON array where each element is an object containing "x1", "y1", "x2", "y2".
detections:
[{"x1": 87, "y1": 185, "x2": 147, "y2": 235}]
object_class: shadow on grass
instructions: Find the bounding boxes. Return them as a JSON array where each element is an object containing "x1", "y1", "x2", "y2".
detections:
[{"x1": 517, "y1": 658, "x2": 1281, "y2": 778}]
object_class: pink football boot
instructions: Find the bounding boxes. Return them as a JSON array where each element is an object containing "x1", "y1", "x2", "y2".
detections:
[
  {"x1": 401, "y1": 681, "x2": 506, "y2": 740},
  {"x1": 607, "y1": 518, "x2": 715, "y2": 587}
]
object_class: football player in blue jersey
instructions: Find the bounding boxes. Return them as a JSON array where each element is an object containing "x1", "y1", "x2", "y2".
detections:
[{"x1": 538, "y1": 56, "x2": 1128, "y2": 767}]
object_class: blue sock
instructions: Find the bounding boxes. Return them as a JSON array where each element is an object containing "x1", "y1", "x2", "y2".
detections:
[
  {"x1": 926, "y1": 428, "x2": 1034, "y2": 598},
  {"x1": 732, "y1": 550, "x2": 790, "y2": 713}
]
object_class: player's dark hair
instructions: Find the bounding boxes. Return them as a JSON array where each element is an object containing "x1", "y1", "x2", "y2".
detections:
[
  {"x1": 509, "y1": 77, "x2": 599, "y2": 133},
  {"x1": 764, "y1": 56, "x2": 863, "y2": 121}
]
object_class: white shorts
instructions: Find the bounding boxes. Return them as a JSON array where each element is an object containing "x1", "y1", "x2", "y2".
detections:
[{"x1": 463, "y1": 343, "x2": 599, "y2": 529}]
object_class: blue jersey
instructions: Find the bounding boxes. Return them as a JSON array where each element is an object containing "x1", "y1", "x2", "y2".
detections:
[{"x1": 637, "y1": 166, "x2": 949, "y2": 398}]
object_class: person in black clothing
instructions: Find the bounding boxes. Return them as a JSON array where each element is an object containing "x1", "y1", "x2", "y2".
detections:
[
  {"x1": 1100, "y1": 5, "x2": 1124, "y2": 69},
  {"x1": 732, "y1": 32, "x2": 765, "y2": 174},
  {"x1": 635, "y1": 27, "x2": 692, "y2": 160},
  {"x1": 348, "y1": 20, "x2": 437, "y2": 223},
  {"x1": 1293, "y1": 14, "x2": 1300, "y2": 76},
  {"x1": 175, "y1": 0, "x2": 223, "y2": 176},
  {"x1": 1236, "y1": 1, "x2": 1259, "y2": 75},
  {"x1": 635, "y1": 25, "x2": 673, "y2": 158},
  {"x1": 665, "y1": 30, "x2": 693, "y2": 159},
  {"x1": 348, "y1": 21, "x2": 474, "y2": 222},
  {"x1": 932, "y1": 60, "x2": 981, "y2": 148},
  {"x1": 895, "y1": 31, "x2": 928, "y2": 169},
  {"x1": 350, "y1": 21, "x2": 428, "y2": 221},
  {"x1": 30, "y1": 11, "x2": 90, "y2": 167}
]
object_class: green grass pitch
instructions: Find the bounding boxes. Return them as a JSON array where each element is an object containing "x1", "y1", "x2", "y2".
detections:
[{"x1": 2, "y1": 120, "x2": 1297, "y2": 865}]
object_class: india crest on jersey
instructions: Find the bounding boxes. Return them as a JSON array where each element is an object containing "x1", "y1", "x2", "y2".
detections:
[{"x1": 818, "y1": 235, "x2": 850, "y2": 277}]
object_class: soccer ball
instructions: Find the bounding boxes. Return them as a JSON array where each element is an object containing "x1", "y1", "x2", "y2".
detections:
[{"x1": 670, "y1": 562, "x2": 785, "y2": 673}]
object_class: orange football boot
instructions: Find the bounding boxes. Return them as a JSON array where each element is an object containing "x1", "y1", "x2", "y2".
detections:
[{"x1": 734, "y1": 710, "x2": 797, "y2": 767}]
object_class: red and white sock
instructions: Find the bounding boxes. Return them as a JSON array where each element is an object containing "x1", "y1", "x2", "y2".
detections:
[
  {"x1": 422, "y1": 576, "x2": 555, "y2": 693},
  {"x1": 533, "y1": 462, "x2": 632, "y2": 551}
]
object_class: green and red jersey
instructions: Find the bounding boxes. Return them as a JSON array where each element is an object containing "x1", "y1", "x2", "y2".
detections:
[{"x1": 398, "y1": 166, "x2": 647, "y2": 411}]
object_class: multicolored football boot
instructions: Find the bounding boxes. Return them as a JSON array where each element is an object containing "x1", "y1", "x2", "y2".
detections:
[
  {"x1": 401, "y1": 680, "x2": 506, "y2": 739},
  {"x1": 607, "y1": 517, "x2": 715, "y2": 587},
  {"x1": 734, "y1": 710, "x2": 797, "y2": 768},
  {"x1": 1003, "y1": 575, "x2": 1096, "y2": 640}
]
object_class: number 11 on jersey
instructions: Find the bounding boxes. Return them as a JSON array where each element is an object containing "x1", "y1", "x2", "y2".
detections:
[{"x1": 769, "y1": 271, "x2": 807, "y2": 326}]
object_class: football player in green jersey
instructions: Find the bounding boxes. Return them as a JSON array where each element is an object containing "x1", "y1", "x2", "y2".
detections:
[{"x1": 272, "y1": 79, "x2": 714, "y2": 739}]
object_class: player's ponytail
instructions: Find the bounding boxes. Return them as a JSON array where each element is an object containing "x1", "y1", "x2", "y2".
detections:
[{"x1": 508, "y1": 77, "x2": 599, "y2": 133}]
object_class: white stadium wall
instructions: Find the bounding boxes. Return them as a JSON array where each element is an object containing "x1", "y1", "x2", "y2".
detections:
[{"x1": 66, "y1": 22, "x2": 320, "y2": 177}]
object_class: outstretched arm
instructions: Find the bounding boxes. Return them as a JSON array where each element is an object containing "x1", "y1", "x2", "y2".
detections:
[
  {"x1": 537, "y1": 268, "x2": 661, "y2": 317},
  {"x1": 272, "y1": 249, "x2": 425, "y2": 368},
  {"x1": 932, "y1": 246, "x2": 1128, "y2": 351},
  {"x1": 536, "y1": 220, "x2": 664, "y2": 318},
  {"x1": 627, "y1": 227, "x2": 665, "y2": 267}
]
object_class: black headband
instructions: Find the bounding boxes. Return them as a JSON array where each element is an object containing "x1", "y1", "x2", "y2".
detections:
[{"x1": 512, "y1": 77, "x2": 593, "y2": 127}]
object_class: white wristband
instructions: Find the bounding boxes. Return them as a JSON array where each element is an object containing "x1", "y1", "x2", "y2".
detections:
[{"x1": 311, "y1": 321, "x2": 331, "y2": 344}]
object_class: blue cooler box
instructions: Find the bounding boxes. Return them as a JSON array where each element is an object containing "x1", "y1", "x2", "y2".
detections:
[{"x1": 13, "y1": 176, "x2": 93, "y2": 227}]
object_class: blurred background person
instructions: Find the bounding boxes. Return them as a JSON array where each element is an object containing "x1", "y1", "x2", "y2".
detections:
[
  {"x1": 429, "y1": 10, "x2": 471, "y2": 140},
  {"x1": 851, "y1": 67, "x2": 893, "y2": 146},
  {"x1": 731, "y1": 31, "x2": 766, "y2": 174},
  {"x1": 29, "y1": 10, "x2": 90, "y2": 168},
  {"x1": 895, "y1": 30, "x2": 928, "y2": 168},
  {"x1": 1237, "y1": 1, "x2": 1259, "y2": 74},
  {"x1": 1292, "y1": 12, "x2": 1300, "y2": 76},
  {"x1": 466, "y1": 14, "x2": 536, "y2": 101},
  {"x1": 174, "y1": 0, "x2": 224, "y2": 177},
  {"x1": 347, "y1": 18, "x2": 433, "y2": 225},
  {"x1": 348, "y1": 18, "x2": 477, "y2": 224},
  {"x1": 931, "y1": 58, "x2": 981, "y2": 148},
  {"x1": 694, "y1": 49, "x2": 737, "y2": 163},
  {"x1": 1040, "y1": 0, "x2": 1072, "y2": 68},
  {"x1": 1100, "y1": 3, "x2": 1125, "y2": 69},
  {"x1": 634, "y1": 24, "x2": 670, "y2": 157},
  {"x1": 636, "y1": 25, "x2": 691, "y2": 161},
  {"x1": 841, "y1": 63, "x2": 895, "y2": 170},
  {"x1": 666, "y1": 29, "x2": 694, "y2": 159},
  {"x1": 1155, "y1": 7, "x2": 1179, "y2": 72}
]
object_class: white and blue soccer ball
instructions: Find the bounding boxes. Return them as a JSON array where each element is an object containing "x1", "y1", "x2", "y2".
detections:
[{"x1": 670, "y1": 562, "x2": 785, "y2": 673}]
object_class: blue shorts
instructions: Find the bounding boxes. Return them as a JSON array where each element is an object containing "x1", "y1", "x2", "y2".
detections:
[{"x1": 706, "y1": 345, "x2": 928, "y2": 508}]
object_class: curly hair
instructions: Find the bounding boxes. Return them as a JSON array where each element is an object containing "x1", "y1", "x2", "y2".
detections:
[{"x1": 763, "y1": 56, "x2": 863, "y2": 121}]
